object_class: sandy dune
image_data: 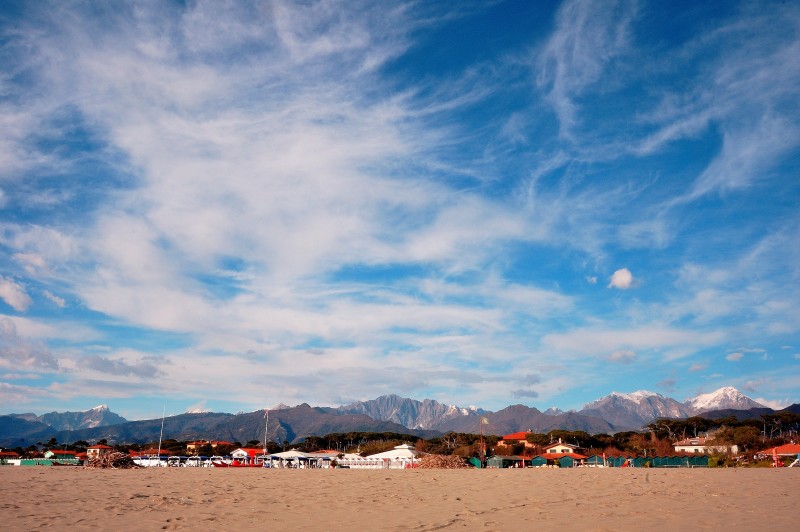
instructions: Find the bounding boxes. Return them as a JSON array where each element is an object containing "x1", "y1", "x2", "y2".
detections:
[{"x1": 3, "y1": 467, "x2": 797, "y2": 531}]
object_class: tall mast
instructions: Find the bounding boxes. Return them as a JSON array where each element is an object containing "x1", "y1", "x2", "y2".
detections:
[
  {"x1": 157, "y1": 405, "x2": 165, "y2": 467},
  {"x1": 264, "y1": 408, "x2": 269, "y2": 455}
]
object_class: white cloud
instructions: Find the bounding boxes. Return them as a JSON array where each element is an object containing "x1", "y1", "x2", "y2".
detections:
[
  {"x1": 12, "y1": 253, "x2": 48, "y2": 275},
  {"x1": 0, "y1": 317, "x2": 59, "y2": 370},
  {"x1": 607, "y1": 350, "x2": 636, "y2": 364},
  {"x1": 42, "y1": 290, "x2": 66, "y2": 308},
  {"x1": 608, "y1": 268, "x2": 633, "y2": 289},
  {"x1": 542, "y1": 324, "x2": 722, "y2": 360},
  {"x1": 0, "y1": 277, "x2": 32, "y2": 312},
  {"x1": 0, "y1": 381, "x2": 53, "y2": 406},
  {"x1": 726, "y1": 352, "x2": 744, "y2": 361},
  {"x1": 754, "y1": 397, "x2": 791, "y2": 410}
]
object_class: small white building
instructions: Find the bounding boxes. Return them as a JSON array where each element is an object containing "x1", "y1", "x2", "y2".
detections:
[
  {"x1": 673, "y1": 437, "x2": 739, "y2": 454},
  {"x1": 544, "y1": 438, "x2": 584, "y2": 455}
]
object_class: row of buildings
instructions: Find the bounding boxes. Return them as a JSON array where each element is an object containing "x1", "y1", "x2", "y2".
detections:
[
  {"x1": 492, "y1": 431, "x2": 800, "y2": 467},
  {"x1": 3, "y1": 434, "x2": 798, "y2": 468}
]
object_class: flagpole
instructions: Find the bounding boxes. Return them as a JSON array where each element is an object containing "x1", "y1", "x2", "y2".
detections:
[{"x1": 479, "y1": 416, "x2": 488, "y2": 467}]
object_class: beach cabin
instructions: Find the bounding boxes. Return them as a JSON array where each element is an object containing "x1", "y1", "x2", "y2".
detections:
[
  {"x1": 486, "y1": 455, "x2": 524, "y2": 468},
  {"x1": 585, "y1": 455, "x2": 606, "y2": 467},
  {"x1": 231, "y1": 448, "x2": 265, "y2": 466},
  {"x1": 530, "y1": 456, "x2": 547, "y2": 467}
]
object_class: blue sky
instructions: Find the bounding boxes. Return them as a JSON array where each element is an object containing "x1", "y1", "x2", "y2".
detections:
[{"x1": 1, "y1": 0, "x2": 798, "y2": 421}]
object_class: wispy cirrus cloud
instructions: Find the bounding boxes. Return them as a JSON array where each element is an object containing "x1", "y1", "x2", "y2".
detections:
[{"x1": 536, "y1": 0, "x2": 636, "y2": 139}]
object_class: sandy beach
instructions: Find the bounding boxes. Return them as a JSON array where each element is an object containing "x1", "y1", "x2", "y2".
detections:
[{"x1": 2, "y1": 467, "x2": 797, "y2": 531}]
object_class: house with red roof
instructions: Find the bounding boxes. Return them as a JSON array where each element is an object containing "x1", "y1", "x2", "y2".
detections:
[
  {"x1": 536, "y1": 439, "x2": 588, "y2": 466},
  {"x1": 496, "y1": 431, "x2": 538, "y2": 452},
  {"x1": 543, "y1": 438, "x2": 587, "y2": 455},
  {"x1": 673, "y1": 437, "x2": 739, "y2": 455},
  {"x1": 0, "y1": 450, "x2": 20, "y2": 464},
  {"x1": 87, "y1": 444, "x2": 113, "y2": 460}
]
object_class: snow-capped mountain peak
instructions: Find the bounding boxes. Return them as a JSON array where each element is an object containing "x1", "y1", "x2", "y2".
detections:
[
  {"x1": 683, "y1": 387, "x2": 765, "y2": 413},
  {"x1": 609, "y1": 390, "x2": 661, "y2": 404},
  {"x1": 581, "y1": 390, "x2": 691, "y2": 429}
]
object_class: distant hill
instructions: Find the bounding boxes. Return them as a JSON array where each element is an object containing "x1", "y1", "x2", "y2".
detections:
[
  {"x1": 579, "y1": 391, "x2": 692, "y2": 429},
  {"x1": 432, "y1": 404, "x2": 619, "y2": 434},
  {"x1": 337, "y1": 394, "x2": 484, "y2": 430},
  {"x1": 0, "y1": 416, "x2": 56, "y2": 447},
  {"x1": 781, "y1": 404, "x2": 800, "y2": 414},
  {"x1": 8, "y1": 405, "x2": 127, "y2": 431}
]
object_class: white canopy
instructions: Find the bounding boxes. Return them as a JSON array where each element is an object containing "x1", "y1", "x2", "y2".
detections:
[
  {"x1": 365, "y1": 444, "x2": 419, "y2": 460},
  {"x1": 270, "y1": 450, "x2": 310, "y2": 459}
]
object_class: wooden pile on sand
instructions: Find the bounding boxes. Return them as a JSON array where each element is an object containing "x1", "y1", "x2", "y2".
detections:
[
  {"x1": 86, "y1": 452, "x2": 139, "y2": 469},
  {"x1": 416, "y1": 454, "x2": 470, "y2": 469}
]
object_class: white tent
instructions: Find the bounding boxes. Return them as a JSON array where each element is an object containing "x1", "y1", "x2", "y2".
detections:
[
  {"x1": 270, "y1": 450, "x2": 310, "y2": 459},
  {"x1": 361, "y1": 444, "x2": 421, "y2": 469},
  {"x1": 267, "y1": 449, "x2": 310, "y2": 468},
  {"x1": 365, "y1": 444, "x2": 419, "y2": 460}
]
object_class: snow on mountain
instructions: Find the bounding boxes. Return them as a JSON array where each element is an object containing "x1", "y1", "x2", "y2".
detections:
[
  {"x1": 338, "y1": 394, "x2": 483, "y2": 430},
  {"x1": 683, "y1": 387, "x2": 765, "y2": 414},
  {"x1": 580, "y1": 391, "x2": 692, "y2": 429},
  {"x1": 35, "y1": 406, "x2": 127, "y2": 431}
]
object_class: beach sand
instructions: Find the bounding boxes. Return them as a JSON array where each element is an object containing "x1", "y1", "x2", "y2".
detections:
[{"x1": 2, "y1": 467, "x2": 797, "y2": 531}]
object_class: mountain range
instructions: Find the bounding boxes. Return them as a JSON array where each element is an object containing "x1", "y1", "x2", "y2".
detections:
[
  {"x1": 0, "y1": 387, "x2": 786, "y2": 447},
  {"x1": 8, "y1": 405, "x2": 128, "y2": 431}
]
